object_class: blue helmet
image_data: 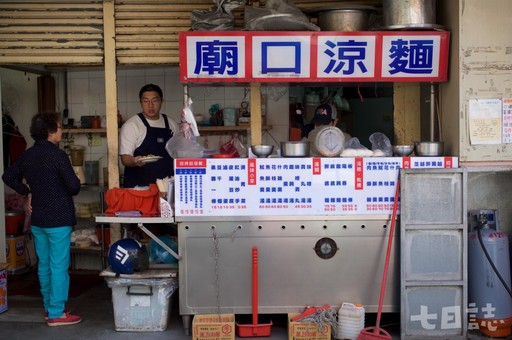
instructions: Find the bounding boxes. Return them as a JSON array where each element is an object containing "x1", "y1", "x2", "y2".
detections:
[{"x1": 108, "y1": 238, "x2": 149, "y2": 274}]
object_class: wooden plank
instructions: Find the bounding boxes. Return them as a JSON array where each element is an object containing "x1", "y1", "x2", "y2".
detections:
[
  {"x1": 115, "y1": 34, "x2": 182, "y2": 42},
  {"x1": 116, "y1": 41, "x2": 179, "y2": 49},
  {"x1": 0, "y1": 12, "x2": 102, "y2": 19},
  {"x1": 250, "y1": 83, "x2": 262, "y2": 146},
  {"x1": 0, "y1": 3, "x2": 102, "y2": 10},
  {"x1": 103, "y1": 0, "x2": 120, "y2": 190},
  {"x1": 115, "y1": 28, "x2": 187, "y2": 35},
  {"x1": 0, "y1": 26, "x2": 102, "y2": 33},
  {"x1": 117, "y1": 56, "x2": 179, "y2": 64},
  {"x1": 0, "y1": 18, "x2": 103, "y2": 24},
  {"x1": 103, "y1": 0, "x2": 122, "y2": 245},
  {"x1": 0, "y1": 49, "x2": 103, "y2": 55},
  {"x1": 115, "y1": 13, "x2": 192, "y2": 19},
  {"x1": 115, "y1": 22, "x2": 190, "y2": 30},
  {"x1": 0, "y1": 56, "x2": 102, "y2": 64},
  {"x1": 393, "y1": 83, "x2": 421, "y2": 145},
  {"x1": 0, "y1": 33, "x2": 103, "y2": 40},
  {"x1": 116, "y1": 51, "x2": 178, "y2": 57},
  {"x1": 0, "y1": 41, "x2": 102, "y2": 48}
]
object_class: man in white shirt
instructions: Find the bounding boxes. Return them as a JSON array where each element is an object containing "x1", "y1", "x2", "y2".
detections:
[{"x1": 119, "y1": 84, "x2": 179, "y2": 188}]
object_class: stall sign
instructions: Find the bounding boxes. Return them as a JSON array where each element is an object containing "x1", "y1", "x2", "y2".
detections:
[
  {"x1": 179, "y1": 31, "x2": 449, "y2": 83},
  {"x1": 175, "y1": 157, "x2": 458, "y2": 217}
]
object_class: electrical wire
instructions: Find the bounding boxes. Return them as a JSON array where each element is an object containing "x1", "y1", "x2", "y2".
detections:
[{"x1": 476, "y1": 226, "x2": 512, "y2": 298}]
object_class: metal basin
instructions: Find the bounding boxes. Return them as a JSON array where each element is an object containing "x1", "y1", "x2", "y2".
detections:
[
  {"x1": 383, "y1": 0, "x2": 438, "y2": 29},
  {"x1": 393, "y1": 144, "x2": 414, "y2": 157},
  {"x1": 251, "y1": 144, "x2": 274, "y2": 158},
  {"x1": 280, "y1": 141, "x2": 310, "y2": 157},
  {"x1": 414, "y1": 141, "x2": 444, "y2": 156},
  {"x1": 312, "y1": 5, "x2": 376, "y2": 31}
]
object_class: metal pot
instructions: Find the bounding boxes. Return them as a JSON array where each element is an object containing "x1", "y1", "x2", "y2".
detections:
[
  {"x1": 414, "y1": 141, "x2": 444, "y2": 156},
  {"x1": 312, "y1": 5, "x2": 376, "y2": 31},
  {"x1": 280, "y1": 141, "x2": 310, "y2": 157},
  {"x1": 383, "y1": 0, "x2": 437, "y2": 29}
]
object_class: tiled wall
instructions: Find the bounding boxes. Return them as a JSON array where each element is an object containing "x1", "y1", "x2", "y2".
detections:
[{"x1": 67, "y1": 66, "x2": 290, "y2": 185}]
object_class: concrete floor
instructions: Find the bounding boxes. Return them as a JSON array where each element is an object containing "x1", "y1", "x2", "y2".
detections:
[{"x1": 0, "y1": 276, "x2": 507, "y2": 339}]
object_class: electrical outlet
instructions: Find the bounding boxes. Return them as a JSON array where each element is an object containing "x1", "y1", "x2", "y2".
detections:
[{"x1": 91, "y1": 134, "x2": 102, "y2": 146}]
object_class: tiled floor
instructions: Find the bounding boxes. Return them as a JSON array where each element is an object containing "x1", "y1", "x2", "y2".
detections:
[{"x1": 0, "y1": 274, "x2": 508, "y2": 339}]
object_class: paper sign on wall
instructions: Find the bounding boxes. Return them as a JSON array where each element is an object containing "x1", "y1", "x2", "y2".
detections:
[{"x1": 468, "y1": 98, "x2": 502, "y2": 145}]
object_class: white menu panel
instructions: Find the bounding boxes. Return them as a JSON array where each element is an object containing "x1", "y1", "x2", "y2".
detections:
[{"x1": 175, "y1": 157, "x2": 458, "y2": 217}]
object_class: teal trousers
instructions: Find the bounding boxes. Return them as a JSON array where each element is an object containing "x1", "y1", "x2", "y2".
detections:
[{"x1": 31, "y1": 225, "x2": 71, "y2": 319}]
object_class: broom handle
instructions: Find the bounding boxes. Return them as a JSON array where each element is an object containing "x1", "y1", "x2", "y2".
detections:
[
  {"x1": 252, "y1": 246, "x2": 258, "y2": 325},
  {"x1": 375, "y1": 178, "x2": 400, "y2": 333}
]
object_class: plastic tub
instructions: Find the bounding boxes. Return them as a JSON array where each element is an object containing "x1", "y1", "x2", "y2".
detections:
[{"x1": 105, "y1": 276, "x2": 178, "y2": 332}]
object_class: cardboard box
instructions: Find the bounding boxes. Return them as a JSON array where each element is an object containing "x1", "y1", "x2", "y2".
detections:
[
  {"x1": 192, "y1": 314, "x2": 235, "y2": 340},
  {"x1": 0, "y1": 263, "x2": 8, "y2": 314},
  {"x1": 288, "y1": 313, "x2": 331, "y2": 340}
]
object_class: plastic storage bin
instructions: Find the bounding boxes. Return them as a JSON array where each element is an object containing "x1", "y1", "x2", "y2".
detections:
[{"x1": 105, "y1": 276, "x2": 177, "y2": 332}]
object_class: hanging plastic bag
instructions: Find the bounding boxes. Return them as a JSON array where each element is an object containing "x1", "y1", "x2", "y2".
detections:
[
  {"x1": 181, "y1": 97, "x2": 200, "y2": 139},
  {"x1": 340, "y1": 137, "x2": 373, "y2": 157},
  {"x1": 369, "y1": 132, "x2": 393, "y2": 157},
  {"x1": 165, "y1": 132, "x2": 205, "y2": 159},
  {"x1": 220, "y1": 133, "x2": 246, "y2": 157}
]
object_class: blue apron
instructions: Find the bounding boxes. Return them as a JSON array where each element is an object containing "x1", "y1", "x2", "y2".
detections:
[{"x1": 123, "y1": 113, "x2": 174, "y2": 188}]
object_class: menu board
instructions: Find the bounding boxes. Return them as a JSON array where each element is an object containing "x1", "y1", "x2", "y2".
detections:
[{"x1": 174, "y1": 157, "x2": 458, "y2": 217}]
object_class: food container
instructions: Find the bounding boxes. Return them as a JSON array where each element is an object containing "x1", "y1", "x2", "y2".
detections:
[
  {"x1": 414, "y1": 141, "x2": 444, "y2": 156},
  {"x1": 212, "y1": 153, "x2": 235, "y2": 158},
  {"x1": 251, "y1": 145, "x2": 274, "y2": 158},
  {"x1": 383, "y1": 0, "x2": 441, "y2": 29},
  {"x1": 280, "y1": 141, "x2": 310, "y2": 157},
  {"x1": 5, "y1": 211, "x2": 24, "y2": 234},
  {"x1": 314, "y1": 6, "x2": 376, "y2": 31},
  {"x1": 393, "y1": 144, "x2": 414, "y2": 157}
]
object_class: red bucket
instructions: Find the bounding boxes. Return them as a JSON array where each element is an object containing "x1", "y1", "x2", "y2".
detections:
[{"x1": 5, "y1": 211, "x2": 24, "y2": 234}]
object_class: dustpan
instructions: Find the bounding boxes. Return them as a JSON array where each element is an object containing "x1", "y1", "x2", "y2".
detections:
[
  {"x1": 236, "y1": 246, "x2": 272, "y2": 337},
  {"x1": 358, "y1": 178, "x2": 400, "y2": 340}
]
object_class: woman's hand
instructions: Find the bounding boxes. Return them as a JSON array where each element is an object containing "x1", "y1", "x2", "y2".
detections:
[{"x1": 25, "y1": 193, "x2": 33, "y2": 215}]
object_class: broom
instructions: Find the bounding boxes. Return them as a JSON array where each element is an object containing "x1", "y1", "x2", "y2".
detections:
[{"x1": 357, "y1": 177, "x2": 400, "y2": 340}]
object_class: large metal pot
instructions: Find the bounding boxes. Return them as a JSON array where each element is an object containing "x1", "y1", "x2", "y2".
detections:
[
  {"x1": 414, "y1": 141, "x2": 444, "y2": 156},
  {"x1": 383, "y1": 0, "x2": 437, "y2": 29},
  {"x1": 313, "y1": 5, "x2": 376, "y2": 31},
  {"x1": 280, "y1": 141, "x2": 310, "y2": 157}
]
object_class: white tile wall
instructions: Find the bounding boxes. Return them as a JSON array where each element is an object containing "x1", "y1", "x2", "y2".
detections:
[{"x1": 65, "y1": 66, "x2": 291, "y2": 182}]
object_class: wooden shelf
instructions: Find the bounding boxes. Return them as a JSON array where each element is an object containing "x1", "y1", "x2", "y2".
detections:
[
  {"x1": 62, "y1": 128, "x2": 106, "y2": 134},
  {"x1": 198, "y1": 125, "x2": 272, "y2": 133}
]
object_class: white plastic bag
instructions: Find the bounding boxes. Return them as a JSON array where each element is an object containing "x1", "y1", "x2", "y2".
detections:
[{"x1": 165, "y1": 133, "x2": 205, "y2": 158}]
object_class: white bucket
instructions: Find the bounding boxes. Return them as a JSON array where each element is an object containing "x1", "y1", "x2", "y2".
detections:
[
  {"x1": 309, "y1": 126, "x2": 346, "y2": 157},
  {"x1": 337, "y1": 302, "x2": 365, "y2": 340}
]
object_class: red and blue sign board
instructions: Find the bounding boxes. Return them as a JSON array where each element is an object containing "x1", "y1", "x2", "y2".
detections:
[{"x1": 179, "y1": 31, "x2": 450, "y2": 83}]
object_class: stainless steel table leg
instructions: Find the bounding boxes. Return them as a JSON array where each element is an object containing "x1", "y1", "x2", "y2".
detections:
[{"x1": 182, "y1": 314, "x2": 192, "y2": 335}]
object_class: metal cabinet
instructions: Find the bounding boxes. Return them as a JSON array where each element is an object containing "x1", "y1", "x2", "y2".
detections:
[{"x1": 400, "y1": 169, "x2": 467, "y2": 339}]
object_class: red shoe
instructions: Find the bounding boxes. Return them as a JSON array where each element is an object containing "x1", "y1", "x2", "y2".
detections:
[
  {"x1": 44, "y1": 308, "x2": 71, "y2": 320},
  {"x1": 47, "y1": 313, "x2": 81, "y2": 327}
]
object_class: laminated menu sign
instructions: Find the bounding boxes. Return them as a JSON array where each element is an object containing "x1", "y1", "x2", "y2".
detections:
[{"x1": 174, "y1": 157, "x2": 458, "y2": 217}]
